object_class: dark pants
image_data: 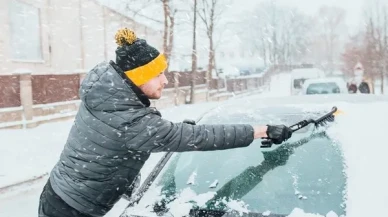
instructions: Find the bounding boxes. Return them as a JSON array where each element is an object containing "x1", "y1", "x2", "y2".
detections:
[{"x1": 38, "y1": 179, "x2": 93, "y2": 217}]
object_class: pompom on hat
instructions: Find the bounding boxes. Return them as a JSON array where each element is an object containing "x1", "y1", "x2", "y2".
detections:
[{"x1": 115, "y1": 28, "x2": 167, "y2": 86}]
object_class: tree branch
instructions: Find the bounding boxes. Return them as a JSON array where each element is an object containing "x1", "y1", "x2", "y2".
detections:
[{"x1": 124, "y1": 0, "x2": 163, "y2": 24}]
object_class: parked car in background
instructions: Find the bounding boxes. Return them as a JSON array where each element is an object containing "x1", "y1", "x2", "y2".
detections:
[
  {"x1": 290, "y1": 68, "x2": 326, "y2": 95},
  {"x1": 301, "y1": 77, "x2": 348, "y2": 95}
]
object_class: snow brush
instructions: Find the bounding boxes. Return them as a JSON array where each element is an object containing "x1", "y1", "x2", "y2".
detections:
[{"x1": 261, "y1": 106, "x2": 338, "y2": 148}]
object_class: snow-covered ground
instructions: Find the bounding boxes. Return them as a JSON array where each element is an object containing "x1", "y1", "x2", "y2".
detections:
[
  {"x1": 1, "y1": 73, "x2": 388, "y2": 217},
  {"x1": 0, "y1": 100, "x2": 224, "y2": 217},
  {"x1": 264, "y1": 73, "x2": 292, "y2": 97}
]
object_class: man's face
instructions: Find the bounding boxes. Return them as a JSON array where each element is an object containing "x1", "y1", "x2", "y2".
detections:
[{"x1": 139, "y1": 72, "x2": 168, "y2": 99}]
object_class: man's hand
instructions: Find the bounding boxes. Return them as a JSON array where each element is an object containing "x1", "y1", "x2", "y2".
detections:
[{"x1": 265, "y1": 125, "x2": 293, "y2": 144}]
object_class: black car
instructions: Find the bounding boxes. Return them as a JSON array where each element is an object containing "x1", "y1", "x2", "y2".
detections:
[{"x1": 120, "y1": 96, "x2": 359, "y2": 217}]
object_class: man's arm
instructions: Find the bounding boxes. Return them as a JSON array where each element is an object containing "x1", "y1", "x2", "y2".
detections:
[{"x1": 123, "y1": 113, "x2": 267, "y2": 153}]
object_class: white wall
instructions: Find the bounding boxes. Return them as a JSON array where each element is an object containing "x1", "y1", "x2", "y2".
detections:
[
  {"x1": 81, "y1": 0, "x2": 106, "y2": 70},
  {"x1": 49, "y1": 0, "x2": 83, "y2": 73},
  {"x1": 0, "y1": 0, "x2": 51, "y2": 74},
  {"x1": 0, "y1": 0, "x2": 163, "y2": 75}
]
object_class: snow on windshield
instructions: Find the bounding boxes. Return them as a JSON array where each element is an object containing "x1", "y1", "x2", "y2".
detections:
[
  {"x1": 271, "y1": 101, "x2": 388, "y2": 217},
  {"x1": 326, "y1": 102, "x2": 388, "y2": 217},
  {"x1": 126, "y1": 100, "x2": 388, "y2": 217}
]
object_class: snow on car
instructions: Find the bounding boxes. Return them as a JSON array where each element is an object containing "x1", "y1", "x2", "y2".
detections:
[
  {"x1": 290, "y1": 68, "x2": 325, "y2": 95},
  {"x1": 301, "y1": 77, "x2": 349, "y2": 95},
  {"x1": 119, "y1": 94, "x2": 388, "y2": 217}
]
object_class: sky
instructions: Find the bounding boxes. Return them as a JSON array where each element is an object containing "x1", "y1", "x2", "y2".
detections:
[
  {"x1": 226, "y1": 0, "x2": 366, "y2": 34},
  {"x1": 274, "y1": 0, "x2": 365, "y2": 33},
  {"x1": 97, "y1": 0, "x2": 366, "y2": 34},
  {"x1": 97, "y1": 0, "x2": 369, "y2": 47},
  {"x1": 96, "y1": 0, "x2": 369, "y2": 71}
]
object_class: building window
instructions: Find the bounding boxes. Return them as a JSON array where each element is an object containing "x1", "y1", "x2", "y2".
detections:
[{"x1": 9, "y1": 0, "x2": 42, "y2": 61}]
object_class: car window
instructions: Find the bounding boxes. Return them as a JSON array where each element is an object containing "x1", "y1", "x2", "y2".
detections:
[
  {"x1": 130, "y1": 111, "x2": 346, "y2": 216},
  {"x1": 293, "y1": 78, "x2": 306, "y2": 89},
  {"x1": 306, "y1": 82, "x2": 341, "y2": 94}
]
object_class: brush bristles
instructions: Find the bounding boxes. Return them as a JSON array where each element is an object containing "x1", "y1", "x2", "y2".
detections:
[{"x1": 315, "y1": 115, "x2": 335, "y2": 127}]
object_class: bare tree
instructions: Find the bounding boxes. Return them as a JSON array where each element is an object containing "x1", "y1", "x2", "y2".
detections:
[
  {"x1": 123, "y1": 0, "x2": 163, "y2": 24},
  {"x1": 340, "y1": 0, "x2": 388, "y2": 93},
  {"x1": 189, "y1": 0, "x2": 198, "y2": 104},
  {"x1": 161, "y1": 0, "x2": 177, "y2": 70},
  {"x1": 316, "y1": 6, "x2": 346, "y2": 74},
  {"x1": 363, "y1": 0, "x2": 388, "y2": 93},
  {"x1": 242, "y1": 1, "x2": 312, "y2": 66},
  {"x1": 341, "y1": 33, "x2": 365, "y2": 78},
  {"x1": 121, "y1": 0, "x2": 177, "y2": 68},
  {"x1": 283, "y1": 9, "x2": 313, "y2": 64},
  {"x1": 197, "y1": 0, "x2": 227, "y2": 100},
  {"x1": 240, "y1": 1, "x2": 277, "y2": 65},
  {"x1": 160, "y1": 0, "x2": 180, "y2": 105}
]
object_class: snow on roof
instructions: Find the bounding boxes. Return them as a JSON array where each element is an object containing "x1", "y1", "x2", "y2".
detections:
[
  {"x1": 302, "y1": 77, "x2": 347, "y2": 85},
  {"x1": 291, "y1": 68, "x2": 325, "y2": 79},
  {"x1": 301, "y1": 77, "x2": 348, "y2": 94},
  {"x1": 332, "y1": 70, "x2": 344, "y2": 75}
]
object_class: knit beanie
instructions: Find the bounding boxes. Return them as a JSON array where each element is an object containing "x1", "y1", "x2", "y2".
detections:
[{"x1": 114, "y1": 28, "x2": 167, "y2": 86}]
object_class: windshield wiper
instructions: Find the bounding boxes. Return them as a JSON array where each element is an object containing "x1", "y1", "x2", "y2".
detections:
[{"x1": 189, "y1": 208, "x2": 286, "y2": 217}]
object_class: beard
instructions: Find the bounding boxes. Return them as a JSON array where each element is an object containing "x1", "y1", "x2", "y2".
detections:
[{"x1": 147, "y1": 89, "x2": 162, "y2": 99}]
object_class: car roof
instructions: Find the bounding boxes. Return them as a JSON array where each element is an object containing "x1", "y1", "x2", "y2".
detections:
[
  {"x1": 290, "y1": 68, "x2": 325, "y2": 79},
  {"x1": 303, "y1": 77, "x2": 347, "y2": 85}
]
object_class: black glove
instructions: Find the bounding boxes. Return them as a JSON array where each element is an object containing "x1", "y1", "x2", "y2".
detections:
[{"x1": 266, "y1": 125, "x2": 293, "y2": 144}]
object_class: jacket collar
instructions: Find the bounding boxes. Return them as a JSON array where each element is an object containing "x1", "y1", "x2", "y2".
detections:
[{"x1": 109, "y1": 60, "x2": 151, "y2": 107}]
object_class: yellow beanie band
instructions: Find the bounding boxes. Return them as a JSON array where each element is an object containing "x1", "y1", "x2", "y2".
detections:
[{"x1": 124, "y1": 54, "x2": 167, "y2": 86}]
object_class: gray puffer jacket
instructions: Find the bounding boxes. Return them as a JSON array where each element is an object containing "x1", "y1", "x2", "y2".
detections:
[{"x1": 49, "y1": 61, "x2": 254, "y2": 217}]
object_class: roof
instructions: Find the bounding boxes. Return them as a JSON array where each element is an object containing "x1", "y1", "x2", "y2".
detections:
[{"x1": 302, "y1": 77, "x2": 347, "y2": 85}]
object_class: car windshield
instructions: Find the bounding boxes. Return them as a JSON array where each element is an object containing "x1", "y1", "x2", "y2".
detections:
[
  {"x1": 128, "y1": 108, "x2": 346, "y2": 217},
  {"x1": 306, "y1": 82, "x2": 341, "y2": 94}
]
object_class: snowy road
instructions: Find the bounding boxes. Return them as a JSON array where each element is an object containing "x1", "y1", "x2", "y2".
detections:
[{"x1": 266, "y1": 73, "x2": 291, "y2": 97}]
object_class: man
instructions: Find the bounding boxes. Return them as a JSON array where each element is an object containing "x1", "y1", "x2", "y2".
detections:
[
  {"x1": 38, "y1": 28, "x2": 292, "y2": 217},
  {"x1": 358, "y1": 80, "x2": 371, "y2": 94}
]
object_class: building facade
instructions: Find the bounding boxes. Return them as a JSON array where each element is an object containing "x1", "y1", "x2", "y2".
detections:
[
  {"x1": 0, "y1": 0, "x2": 163, "y2": 76},
  {"x1": 0, "y1": 0, "x2": 163, "y2": 128}
]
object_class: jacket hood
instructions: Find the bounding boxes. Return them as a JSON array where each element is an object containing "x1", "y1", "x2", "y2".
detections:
[{"x1": 79, "y1": 61, "x2": 150, "y2": 111}]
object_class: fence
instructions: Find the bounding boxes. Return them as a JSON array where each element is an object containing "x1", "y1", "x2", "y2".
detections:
[{"x1": 0, "y1": 68, "x2": 274, "y2": 129}]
